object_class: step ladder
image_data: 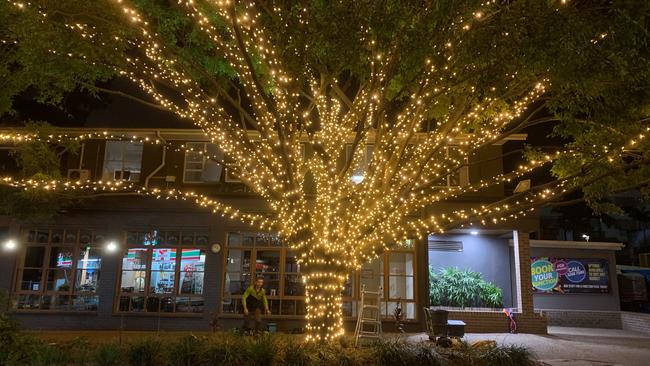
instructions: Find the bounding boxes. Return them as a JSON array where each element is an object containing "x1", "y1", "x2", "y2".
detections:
[{"x1": 354, "y1": 284, "x2": 382, "y2": 347}]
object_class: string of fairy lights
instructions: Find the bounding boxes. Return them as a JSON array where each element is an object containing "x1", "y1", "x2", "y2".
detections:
[
  {"x1": 4, "y1": 0, "x2": 631, "y2": 342},
  {"x1": 0, "y1": 176, "x2": 276, "y2": 229}
]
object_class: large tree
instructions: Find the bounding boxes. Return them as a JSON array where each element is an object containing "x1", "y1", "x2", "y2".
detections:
[{"x1": 2, "y1": 0, "x2": 650, "y2": 340}]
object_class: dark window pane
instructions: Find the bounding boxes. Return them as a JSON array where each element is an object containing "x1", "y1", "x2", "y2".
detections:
[
  {"x1": 196, "y1": 234, "x2": 209, "y2": 246},
  {"x1": 255, "y1": 234, "x2": 269, "y2": 247},
  {"x1": 268, "y1": 299, "x2": 280, "y2": 315},
  {"x1": 131, "y1": 296, "x2": 145, "y2": 312},
  {"x1": 126, "y1": 231, "x2": 139, "y2": 246},
  {"x1": 296, "y1": 300, "x2": 306, "y2": 316},
  {"x1": 160, "y1": 296, "x2": 174, "y2": 312},
  {"x1": 285, "y1": 252, "x2": 300, "y2": 273},
  {"x1": 242, "y1": 234, "x2": 254, "y2": 247},
  {"x1": 24, "y1": 246, "x2": 45, "y2": 267},
  {"x1": 51, "y1": 230, "x2": 63, "y2": 244},
  {"x1": 93, "y1": 233, "x2": 106, "y2": 244},
  {"x1": 79, "y1": 231, "x2": 92, "y2": 245},
  {"x1": 64, "y1": 230, "x2": 77, "y2": 244},
  {"x1": 221, "y1": 298, "x2": 241, "y2": 314},
  {"x1": 118, "y1": 296, "x2": 130, "y2": 311},
  {"x1": 50, "y1": 295, "x2": 71, "y2": 311},
  {"x1": 176, "y1": 297, "x2": 204, "y2": 313},
  {"x1": 36, "y1": 230, "x2": 49, "y2": 243},
  {"x1": 46, "y1": 269, "x2": 73, "y2": 291},
  {"x1": 343, "y1": 301, "x2": 357, "y2": 317},
  {"x1": 72, "y1": 295, "x2": 98, "y2": 311},
  {"x1": 41, "y1": 295, "x2": 52, "y2": 310},
  {"x1": 281, "y1": 300, "x2": 296, "y2": 315},
  {"x1": 226, "y1": 272, "x2": 250, "y2": 296},
  {"x1": 16, "y1": 294, "x2": 40, "y2": 309},
  {"x1": 181, "y1": 233, "x2": 194, "y2": 246},
  {"x1": 20, "y1": 269, "x2": 43, "y2": 291},
  {"x1": 146, "y1": 297, "x2": 160, "y2": 312},
  {"x1": 269, "y1": 235, "x2": 282, "y2": 247},
  {"x1": 227, "y1": 233, "x2": 241, "y2": 246},
  {"x1": 165, "y1": 231, "x2": 179, "y2": 246},
  {"x1": 284, "y1": 274, "x2": 305, "y2": 296}
]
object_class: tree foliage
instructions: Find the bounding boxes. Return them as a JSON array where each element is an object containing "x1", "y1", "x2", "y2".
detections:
[
  {"x1": 0, "y1": 121, "x2": 80, "y2": 221},
  {"x1": 2, "y1": 0, "x2": 650, "y2": 340}
]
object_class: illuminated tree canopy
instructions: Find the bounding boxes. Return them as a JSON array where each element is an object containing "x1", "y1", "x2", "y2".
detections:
[{"x1": 2, "y1": 0, "x2": 650, "y2": 340}]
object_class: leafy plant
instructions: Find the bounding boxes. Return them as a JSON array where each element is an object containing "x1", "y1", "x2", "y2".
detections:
[
  {"x1": 0, "y1": 290, "x2": 20, "y2": 365},
  {"x1": 202, "y1": 335, "x2": 243, "y2": 366},
  {"x1": 93, "y1": 343, "x2": 124, "y2": 366},
  {"x1": 167, "y1": 334, "x2": 206, "y2": 366},
  {"x1": 429, "y1": 267, "x2": 503, "y2": 308},
  {"x1": 125, "y1": 338, "x2": 163, "y2": 366},
  {"x1": 244, "y1": 334, "x2": 277, "y2": 366}
]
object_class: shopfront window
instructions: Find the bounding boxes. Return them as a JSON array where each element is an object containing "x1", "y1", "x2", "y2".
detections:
[
  {"x1": 222, "y1": 232, "x2": 305, "y2": 317},
  {"x1": 222, "y1": 232, "x2": 415, "y2": 320},
  {"x1": 117, "y1": 230, "x2": 207, "y2": 313},
  {"x1": 14, "y1": 229, "x2": 103, "y2": 311},
  {"x1": 360, "y1": 251, "x2": 416, "y2": 320}
]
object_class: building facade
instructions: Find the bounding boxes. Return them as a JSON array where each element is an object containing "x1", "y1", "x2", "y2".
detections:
[{"x1": 0, "y1": 127, "x2": 613, "y2": 334}]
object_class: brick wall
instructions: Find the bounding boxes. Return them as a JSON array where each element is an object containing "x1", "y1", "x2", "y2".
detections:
[
  {"x1": 543, "y1": 309, "x2": 622, "y2": 329},
  {"x1": 446, "y1": 310, "x2": 547, "y2": 334},
  {"x1": 621, "y1": 312, "x2": 650, "y2": 335}
]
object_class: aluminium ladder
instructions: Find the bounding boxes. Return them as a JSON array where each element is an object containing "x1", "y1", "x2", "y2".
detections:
[{"x1": 354, "y1": 284, "x2": 383, "y2": 346}]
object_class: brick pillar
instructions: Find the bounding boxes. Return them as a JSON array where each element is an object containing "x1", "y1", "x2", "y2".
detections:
[{"x1": 513, "y1": 231, "x2": 534, "y2": 314}]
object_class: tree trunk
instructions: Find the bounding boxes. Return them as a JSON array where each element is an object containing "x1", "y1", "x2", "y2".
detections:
[{"x1": 303, "y1": 262, "x2": 347, "y2": 342}]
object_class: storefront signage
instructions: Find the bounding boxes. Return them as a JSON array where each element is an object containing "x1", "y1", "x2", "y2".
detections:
[{"x1": 530, "y1": 257, "x2": 609, "y2": 294}]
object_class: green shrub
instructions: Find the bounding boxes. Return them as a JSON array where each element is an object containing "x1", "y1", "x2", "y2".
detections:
[
  {"x1": 0, "y1": 329, "x2": 535, "y2": 366},
  {"x1": 167, "y1": 334, "x2": 206, "y2": 366},
  {"x1": 126, "y1": 338, "x2": 163, "y2": 366},
  {"x1": 93, "y1": 343, "x2": 124, "y2": 366},
  {"x1": 372, "y1": 338, "x2": 418, "y2": 366},
  {"x1": 30, "y1": 342, "x2": 71, "y2": 366},
  {"x1": 476, "y1": 344, "x2": 535, "y2": 366},
  {"x1": 202, "y1": 334, "x2": 244, "y2": 366},
  {"x1": 244, "y1": 334, "x2": 276, "y2": 366},
  {"x1": 429, "y1": 266, "x2": 503, "y2": 308},
  {"x1": 279, "y1": 337, "x2": 314, "y2": 366},
  {"x1": 0, "y1": 289, "x2": 19, "y2": 364}
]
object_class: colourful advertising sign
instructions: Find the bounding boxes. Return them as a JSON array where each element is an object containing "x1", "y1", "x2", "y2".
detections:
[{"x1": 530, "y1": 257, "x2": 610, "y2": 294}]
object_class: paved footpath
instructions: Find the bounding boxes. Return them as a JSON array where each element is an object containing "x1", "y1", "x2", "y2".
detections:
[{"x1": 408, "y1": 326, "x2": 650, "y2": 366}]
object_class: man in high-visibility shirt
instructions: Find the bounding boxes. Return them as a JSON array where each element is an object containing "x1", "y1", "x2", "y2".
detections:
[{"x1": 242, "y1": 277, "x2": 270, "y2": 332}]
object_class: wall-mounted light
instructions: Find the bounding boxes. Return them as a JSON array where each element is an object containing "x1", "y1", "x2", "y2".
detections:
[
  {"x1": 3, "y1": 239, "x2": 17, "y2": 251},
  {"x1": 106, "y1": 241, "x2": 118, "y2": 252}
]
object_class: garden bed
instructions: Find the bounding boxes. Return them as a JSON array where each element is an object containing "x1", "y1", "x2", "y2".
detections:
[{"x1": 1, "y1": 331, "x2": 536, "y2": 366}]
